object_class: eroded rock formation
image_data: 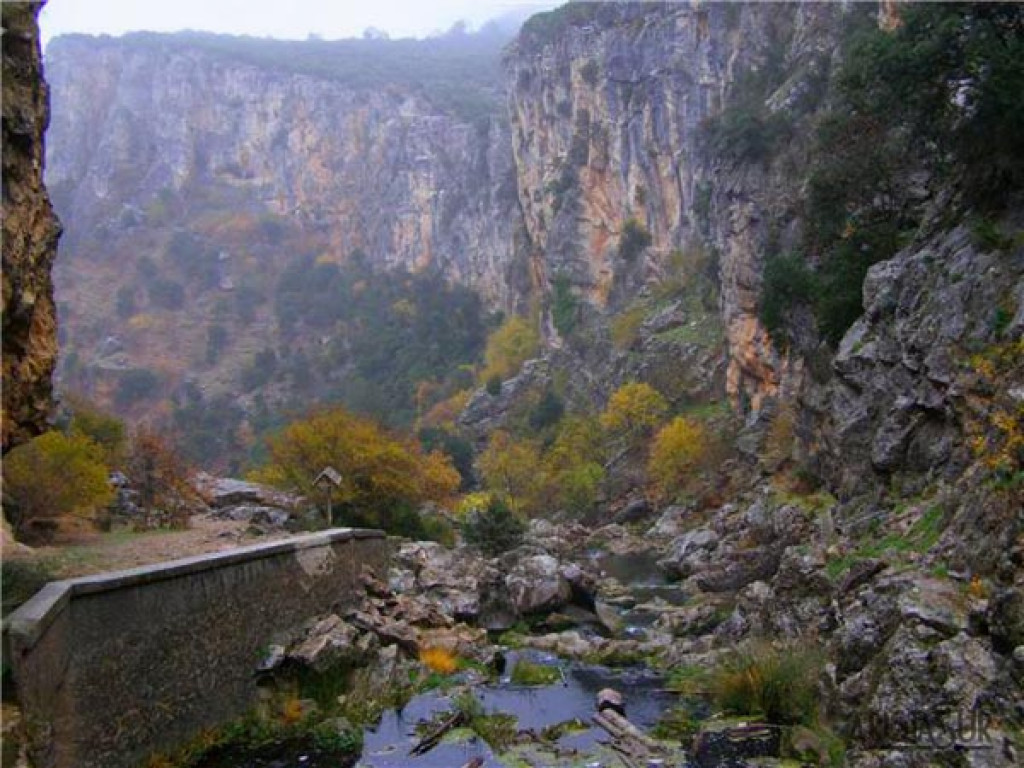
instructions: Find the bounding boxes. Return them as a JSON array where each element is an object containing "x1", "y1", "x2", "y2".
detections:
[{"x1": 2, "y1": 0, "x2": 61, "y2": 452}]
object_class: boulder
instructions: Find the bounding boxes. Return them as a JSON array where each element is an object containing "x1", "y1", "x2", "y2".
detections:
[
  {"x1": 658, "y1": 527, "x2": 720, "y2": 579},
  {"x1": 505, "y1": 554, "x2": 572, "y2": 615}
]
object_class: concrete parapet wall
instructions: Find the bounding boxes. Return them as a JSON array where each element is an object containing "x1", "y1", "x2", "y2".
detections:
[{"x1": 3, "y1": 528, "x2": 389, "y2": 768}]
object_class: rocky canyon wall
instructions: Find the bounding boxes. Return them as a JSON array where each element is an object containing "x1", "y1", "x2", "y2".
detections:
[{"x1": 2, "y1": 0, "x2": 62, "y2": 452}]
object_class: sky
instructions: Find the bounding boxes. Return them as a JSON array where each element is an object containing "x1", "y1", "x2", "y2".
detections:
[{"x1": 39, "y1": 0, "x2": 564, "y2": 48}]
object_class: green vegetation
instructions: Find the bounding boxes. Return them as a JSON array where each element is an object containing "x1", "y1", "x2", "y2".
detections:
[
  {"x1": 1, "y1": 559, "x2": 55, "y2": 619},
  {"x1": 759, "y1": 253, "x2": 816, "y2": 347},
  {"x1": 481, "y1": 315, "x2": 540, "y2": 384},
  {"x1": 709, "y1": 642, "x2": 823, "y2": 726},
  {"x1": 826, "y1": 505, "x2": 948, "y2": 579},
  {"x1": 451, "y1": 691, "x2": 520, "y2": 750},
  {"x1": 618, "y1": 218, "x2": 652, "y2": 261},
  {"x1": 2, "y1": 431, "x2": 115, "y2": 542},
  {"x1": 550, "y1": 273, "x2": 579, "y2": 337},
  {"x1": 274, "y1": 253, "x2": 487, "y2": 427},
  {"x1": 250, "y1": 405, "x2": 460, "y2": 537},
  {"x1": 115, "y1": 368, "x2": 160, "y2": 406},
  {"x1": 462, "y1": 495, "x2": 527, "y2": 556},
  {"x1": 509, "y1": 659, "x2": 561, "y2": 686}
]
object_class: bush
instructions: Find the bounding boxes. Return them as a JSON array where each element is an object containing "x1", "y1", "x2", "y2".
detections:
[
  {"x1": 618, "y1": 218, "x2": 652, "y2": 261},
  {"x1": 550, "y1": 274, "x2": 579, "y2": 337},
  {"x1": 482, "y1": 315, "x2": 539, "y2": 383},
  {"x1": 759, "y1": 253, "x2": 817, "y2": 347},
  {"x1": 486, "y1": 374, "x2": 503, "y2": 396},
  {"x1": 648, "y1": 416, "x2": 709, "y2": 500},
  {"x1": 2, "y1": 431, "x2": 114, "y2": 541},
  {"x1": 148, "y1": 278, "x2": 186, "y2": 310},
  {"x1": 250, "y1": 406, "x2": 460, "y2": 534},
  {"x1": 710, "y1": 642, "x2": 823, "y2": 726},
  {"x1": 124, "y1": 428, "x2": 199, "y2": 529},
  {"x1": 462, "y1": 496, "x2": 526, "y2": 556},
  {"x1": 529, "y1": 389, "x2": 564, "y2": 432},
  {"x1": 600, "y1": 382, "x2": 668, "y2": 447}
]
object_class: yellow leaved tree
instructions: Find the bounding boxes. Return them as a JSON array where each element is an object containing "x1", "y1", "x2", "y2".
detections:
[
  {"x1": 3, "y1": 431, "x2": 115, "y2": 542},
  {"x1": 648, "y1": 416, "x2": 710, "y2": 501},
  {"x1": 250, "y1": 406, "x2": 459, "y2": 534},
  {"x1": 600, "y1": 381, "x2": 669, "y2": 449}
]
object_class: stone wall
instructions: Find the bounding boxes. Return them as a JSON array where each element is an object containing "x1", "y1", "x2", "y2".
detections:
[{"x1": 3, "y1": 528, "x2": 389, "y2": 768}]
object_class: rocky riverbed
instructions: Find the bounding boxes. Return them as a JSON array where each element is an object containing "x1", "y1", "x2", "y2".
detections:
[{"x1": 217, "y1": 476, "x2": 1022, "y2": 768}]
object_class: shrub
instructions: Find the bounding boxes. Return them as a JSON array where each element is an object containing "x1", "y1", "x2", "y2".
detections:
[
  {"x1": 759, "y1": 253, "x2": 817, "y2": 346},
  {"x1": 710, "y1": 642, "x2": 823, "y2": 726},
  {"x1": 478, "y1": 430, "x2": 544, "y2": 511},
  {"x1": 2, "y1": 431, "x2": 114, "y2": 541},
  {"x1": 648, "y1": 416, "x2": 710, "y2": 500},
  {"x1": 251, "y1": 406, "x2": 460, "y2": 534},
  {"x1": 618, "y1": 218, "x2": 652, "y2": 261},
  {"x1": 486, "y1": 374, "x2": 503, "y2": 396},
  {"x1": 124, "y1": 428, "x2": 199, "y2": 530},
  {"x1": 600, "y1": 382, "x2": 668, "y2": 446},
  {"x1": 462, "y1": 496, "x2": 526, "y2": 556},
  {"x1": 482, "y1": 315, "x2": 539, "y2": 383},
  {"x1": 148, "y1": 278, "x2": 186, "y2": 310},
  {"x1": 529, "y1": 389, "x2": 565, "y2": 432},
  {"x1": 551, "y1": 273, "x2": 579, "y2": 337}
]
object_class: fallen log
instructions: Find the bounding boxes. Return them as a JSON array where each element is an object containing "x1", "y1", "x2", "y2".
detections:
[
  {"x1": 408, "y1": 710, "x2": 465, "y2": 756},
  {"x1": 596, "y1": 708, "x2": 658, "y2": 750}
]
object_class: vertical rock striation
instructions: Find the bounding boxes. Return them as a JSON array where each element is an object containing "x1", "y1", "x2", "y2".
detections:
[
  {"x1": 505, "y1": 2, "x2": 840, "y2": 409},
  {"x1": 2, "y1": 0, "x2": 61, "y2": 452}
]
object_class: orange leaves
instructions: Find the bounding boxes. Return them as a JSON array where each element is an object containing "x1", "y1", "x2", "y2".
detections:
[{"x1": 419, "y1": 647, "x2": 459, "y2": 675}]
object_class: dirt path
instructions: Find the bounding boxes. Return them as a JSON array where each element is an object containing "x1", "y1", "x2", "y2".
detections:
[{"x1": 2, "y1": 515, "x2": 293, "y2": 580}]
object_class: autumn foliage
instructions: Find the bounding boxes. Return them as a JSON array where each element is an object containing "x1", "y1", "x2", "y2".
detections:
[
  {"x1": 600, "y1": 382, "x2": 668, "y2": 447},
  {"x1": 481, "y1": 315, "x2": 540, "y2": 383},
  {"x1": 251, "y1": 406, "x2": 460, "y2": 533},
  {"x1": 3, "y1": 431, "x2": 115, "y2": 541},
  {"x1": 648, "y1": 416, "x2": 710, "y2": 500}
]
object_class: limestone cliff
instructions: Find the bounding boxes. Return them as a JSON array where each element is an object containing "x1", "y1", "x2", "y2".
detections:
[
  {"x1": 505, "y1": 2, "x2": 839, "y2": 410},
  {"x1": 46, "y1": 33, "x2": 525, "y2": 308},
  {"x1": 2, "y1": 1, "x2": 62, "y2": 452}
]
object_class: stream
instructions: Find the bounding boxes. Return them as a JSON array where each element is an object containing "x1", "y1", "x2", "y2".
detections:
[{"x1": 202, "y1": 550, "x2": 705, "y2": 767}]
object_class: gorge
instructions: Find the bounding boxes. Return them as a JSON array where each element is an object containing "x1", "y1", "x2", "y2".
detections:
[{"x1": 2, "y1": 1, "x2": 1022, "y2": 767}]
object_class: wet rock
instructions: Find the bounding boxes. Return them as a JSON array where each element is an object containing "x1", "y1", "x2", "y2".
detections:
[
  {"x1": 658, "y1": 527, "x2": 720, "y2": 579},
  {"x1": 505, "y1": 553, "x2": 572, "y2": 615},
  {"x1": 693, "y1": 720, "x2": 782, "y2": 766}
]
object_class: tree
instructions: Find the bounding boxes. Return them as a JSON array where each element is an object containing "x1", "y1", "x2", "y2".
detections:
[
  {"x1": 648, "y1": 416, "x2": 709, "y2": 500},
  {"x1": 541, "y1": 414, "x2": 606, "y2": 515},
  {"x1": 250, "y1": 406, "x2": 460, "y2": 533},
  {"x1": 481, "y1": 315, "x2": 539, "y2": 383},
  {"x1": 3, "y1": 431, "x2": 114, "y2": 541},
  {"x1": 64, "y1": 394, "x2": 126, "y2": 465},
  {"x1": 600, "y1": 382, "x2": 668, "y2": 448},
  {"x1": 462, "y1": 496, "x2": 526, "y2": 556},
  {"x1": 478, "y1": 430, "x2": 544, "y2": 513},
  {"x1": 124, "y1": 428, "x2": 198, "y2": 529}
]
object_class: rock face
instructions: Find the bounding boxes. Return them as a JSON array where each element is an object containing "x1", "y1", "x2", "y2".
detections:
[
  {"x1": 45, "y1": 35, "x2": 524, "y2": 309},
  {"x1": 813, "y1": 225, "x2": 1024, "y2": 496},
  {"x1": 506, "y1": 2, "x2": 839, "y2": 408},
  {"x1": 2, "y1": 1, "x2": 61, "y2": 452}
]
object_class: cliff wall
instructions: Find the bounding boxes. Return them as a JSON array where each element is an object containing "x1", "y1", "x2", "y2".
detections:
[{"x1": 2, "y1": 0, "x2": 61, "y2": 452}]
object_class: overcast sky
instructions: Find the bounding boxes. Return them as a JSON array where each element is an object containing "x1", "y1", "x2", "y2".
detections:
[{"x1": 39, "y1": 0, "x2": 564, "y2": 48}]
